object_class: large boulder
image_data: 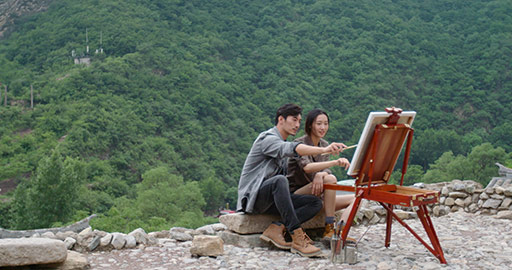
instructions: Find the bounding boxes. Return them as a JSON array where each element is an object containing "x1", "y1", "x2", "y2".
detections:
[
  {"x1": 219, "y1": 212, "x2": 324, "y2": 234},
  {"x1": 0, "y1": 238, "x2": 67, "y2": 267}
]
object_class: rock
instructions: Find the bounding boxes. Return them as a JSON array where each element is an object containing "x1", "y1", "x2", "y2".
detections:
[
  {"x1": 77, "y1": 231, "x2": 103, "y2": 251},
  {"x1": 195, "y1": 224, "x2": 215, "y2": 235},
  {"x1": 468, "y1": 203, "x2": 479, "y2": 213},
  {"x1": 490, "y1": 194, "x2": 505, "y2": 200},
  {"x1": 190, "y1": 235, "x2": 224, "y2": 257},
  {"x1": 463, "y1": 196, "x2": 472, "y2": 206},
  {"x1": 448, "y1": 191, "x2": 468, "y2": 198},
  {"x1": 100, "y1": 233, "x2": 113, "y2": 247},
  {"x1": 477, "y1": 199, "x2": 484, "y2": 207},
  {"x1": 362, "y1": 208, "x2": 375, "y2": 220},
  {"x1": 78, "y1": 227, "x2": 92, "y2": 236},
  {"x1": 148, "y1": 230, "x2": 170, "y2": 238},
  {"x1": 56, "y1": 231, "x2": 78, "y2": 241},
  {"x1": 125, "y1": 235, "x2": 137, "y2": 248},
  {"x1": 433, "y1": 206, "x2": 440, "y2": 216},
  {"x1": 219, "y1": 212, "x2": 324, "y2": 234},
  {"x1": 211, "y1": 223, "x2": 228, "y2": 232},
  {"x1": 471, "y1": 193, "x2": 480, "y2": 203},
  {"x1": 479, "y1": 192, "x2": 490, "y2": 200},
  {"x1": 504, "y1": 188, "x2": 512, "y2": 197},
  {"x1": 129, "y1": 228, "x2": 148, "y2": 245},
  {"x1": 444, "y1": 197, "x2": 455, "y2": 206},
  {"x1": 170, "y1": 231, "x2": 193, "y2": 241},
  {"x1": 111, "y1": 233, "x2": 126, "y2": 249},
  {"x1": 170, "y1": 227, "x2": 192, "y2": 233},
  {"x1": 501, "y1": 198, "x2": 512, "y2": 208},
  {"x1": 496, "y1": 210, "x2": 512, "y2": 220},
  {"x1": 0, "y1": 238, "x2": 67, "y2": 267},
  {"x1": 454, "y1": 198, "x2": 465, "y2": 207},
  {"x1": 494, "y1": 186, "x2": 505, "y2": 194},
  {"x1": 218, "y1": 231, "x2": 271, "y2": 248},
  {"x1": 64, "y1": 237, "x2": 76, "y2": 250},
  {"x1": 87, "y1": 235, "x2": 101, "y2": 251},
  {"x1": 372, "y1": 206, "x2": 387, "y2": 216},
  {"x1": 45, "y1": 250, "x2": 89, "y2": 270},
  {"x1": 41, "y1": 231, "x2": 57, "y2": 239},
  {"x1": 452, "y1": 183, "x2": 466, "y2": 192},
  {"x1": 393, "y1": 210, "x2": 410, "y2": 220},
  {"x1": 369, "y1": 214, "x2": 381, "y2": 225},
  {"x1": 482, "y1": 199, "x2": 503, "y2": 209},
  {"x1": 441, "y1": 186, "x2": 450, "y2": 196},
  {"x1": 439, "y1": 196, "x2": 446, "y2": 204}
]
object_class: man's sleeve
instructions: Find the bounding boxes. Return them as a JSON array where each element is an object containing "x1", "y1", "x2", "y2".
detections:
[{"x1": 260, "y1": 134, "x2": 300, "y2": 158}]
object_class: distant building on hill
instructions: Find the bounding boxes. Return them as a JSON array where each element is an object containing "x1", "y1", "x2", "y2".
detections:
[{"x1": 72, "y1": 28, "x2": 104, "y2": 66}]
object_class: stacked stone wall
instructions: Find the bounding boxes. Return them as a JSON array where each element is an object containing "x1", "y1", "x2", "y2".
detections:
[{"x1": 352, "y1": 179, "x2": 512, "y2": 226}]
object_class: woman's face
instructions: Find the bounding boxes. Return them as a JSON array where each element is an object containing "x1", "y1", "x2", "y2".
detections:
[{"x1": 311, "y1": 114, "x2": 329, "y2": 139}]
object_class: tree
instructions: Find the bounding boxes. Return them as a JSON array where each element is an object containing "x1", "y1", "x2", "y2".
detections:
[
  {"x1": 199, "y1": 176, "x2": 226, "y2": 215},
  {"x1": 389, "y1": 164, "x2": 424, "y2": 186},
  {"x1": 422, "y1": 143, "x2": 509, "y2": 186},
  {"x1": 91, "y1": 166, "x2": 212, "y2": 232},
  {"x1": 11, "y1": 149, "x2": 85, "y2": 229}
]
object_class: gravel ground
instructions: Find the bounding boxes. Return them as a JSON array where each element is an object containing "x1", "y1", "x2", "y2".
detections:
[{"x1": 87, "y1": 210, "x2": 512, "y2": 270}]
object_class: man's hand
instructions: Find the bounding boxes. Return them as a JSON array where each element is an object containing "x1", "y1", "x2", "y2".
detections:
[
  {"x1": 335, "y1": 158, "x2": 350, "y2": 170},
  {"x1": 324, "y1": 142, "x2": 347, "y2": 155}
]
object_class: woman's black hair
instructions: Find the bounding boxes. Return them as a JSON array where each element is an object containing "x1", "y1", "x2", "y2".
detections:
[
  {"x1": 275, "y1": 103, "x2": 303, "y2": 124},
  {"x1": 305, "y1": 108, "x2": 329, "y2": 136}
]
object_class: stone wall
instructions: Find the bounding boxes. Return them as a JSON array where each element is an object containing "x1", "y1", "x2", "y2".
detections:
[{"x1": 352, "y1": 179, "x2": 512, "y2": 226}]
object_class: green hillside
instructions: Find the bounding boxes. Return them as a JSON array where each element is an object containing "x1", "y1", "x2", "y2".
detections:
[{"x1": 0, "y1": 0, "x2": 511, "y2": 232}]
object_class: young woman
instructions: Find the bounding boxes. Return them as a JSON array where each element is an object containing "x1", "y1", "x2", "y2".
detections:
[{"x1": 287, "y1": 108, "x2": 356, "y2": 239}]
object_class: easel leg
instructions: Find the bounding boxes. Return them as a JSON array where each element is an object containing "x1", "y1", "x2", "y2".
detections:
[
  {"x1": 340, "y1": 191, "x2": 364, "y2": 245},
  {"x1": 416, "y1": 205, "x2": 447, "y2": 264},
  {"x1": 385, "y1": 203, "x2": 393, "y2": 247}
]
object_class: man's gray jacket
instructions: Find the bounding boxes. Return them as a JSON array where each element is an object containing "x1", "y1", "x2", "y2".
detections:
[{"x1": 236, "y1": 126, "x2": 300, "y2": 213}]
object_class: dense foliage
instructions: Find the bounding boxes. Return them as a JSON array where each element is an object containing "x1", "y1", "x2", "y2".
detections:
[{"x1": 0, "y1": 0, "x2": 510, "y2": 232}]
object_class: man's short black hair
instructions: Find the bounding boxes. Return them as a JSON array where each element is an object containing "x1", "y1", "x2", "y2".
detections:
[{"x1": 275, "y1": 103, "x2": 302, "y2": 125}]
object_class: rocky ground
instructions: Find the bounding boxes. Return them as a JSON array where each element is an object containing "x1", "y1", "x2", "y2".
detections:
[{"x1": 86, "y1": 210, "x2": 512, "y2": 270}]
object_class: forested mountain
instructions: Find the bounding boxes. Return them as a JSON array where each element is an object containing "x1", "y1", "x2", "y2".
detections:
[{"x1": 0, "y1": 0, "x2": 511, "y2": 232}]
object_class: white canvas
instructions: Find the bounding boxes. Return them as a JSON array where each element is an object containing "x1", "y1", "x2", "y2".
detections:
[{"x1": 347, "y1": 111, "x2": 416, "y2": 176}]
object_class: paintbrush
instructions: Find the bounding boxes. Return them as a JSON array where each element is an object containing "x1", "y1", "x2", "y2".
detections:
[{"x1": 321, "y1": 144, "x2": 357, "y2": 156}]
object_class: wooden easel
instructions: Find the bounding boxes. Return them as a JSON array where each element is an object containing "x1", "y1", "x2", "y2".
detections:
[{"x1": 324, "y1": 108, "x2": 446, "y2": 264}]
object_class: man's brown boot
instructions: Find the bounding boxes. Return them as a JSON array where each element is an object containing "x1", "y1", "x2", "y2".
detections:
[
  {"x1": 290, "y1": 228, "x2": 321, "y2": 257},
  {"x1": 260, "y1": 223, "x2": 292, "y2": 250}
]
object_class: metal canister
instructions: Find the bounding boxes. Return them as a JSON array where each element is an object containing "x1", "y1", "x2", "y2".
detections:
[
  {"x1": 345, "y1": 244, "x2": 357, "y2": 265},
  {"x1": 330, "y1": 237, "x2": 344, "y2": 263}
]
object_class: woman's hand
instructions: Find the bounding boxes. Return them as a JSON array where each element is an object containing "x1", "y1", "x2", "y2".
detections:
[
  {"x1": 312, "y1": 172, "x2": 327, "y2": 196},
  {"x1": 335, "y1": 158, "x2": 350, "y2": 170}
]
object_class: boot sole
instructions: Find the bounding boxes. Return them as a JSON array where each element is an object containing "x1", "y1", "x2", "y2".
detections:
[
  {"x1": 260, "y1": 235, "x2": 291, "y2": 250},
  {"x1": 290, "y1": 247, "x2": 322, "y2": 257}
]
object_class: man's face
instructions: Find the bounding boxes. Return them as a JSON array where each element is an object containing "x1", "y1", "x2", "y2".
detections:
[{"x1": 280, "y1": 114, "x2": 302, "y2": 137}]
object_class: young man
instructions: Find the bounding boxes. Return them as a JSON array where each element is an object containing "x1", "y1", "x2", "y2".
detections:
[{"x1": 236, "y1": 103, "x2": 348, "y2": 257}]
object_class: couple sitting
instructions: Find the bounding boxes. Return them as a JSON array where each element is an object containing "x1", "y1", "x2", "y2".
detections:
[{"x1": 236, "y1": 104, "x2": 356, "y2": 257}]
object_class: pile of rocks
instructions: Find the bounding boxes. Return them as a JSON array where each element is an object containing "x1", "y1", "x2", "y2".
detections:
[
  {"x1": 338, "y1": 179, "x2": 512, "y2": 227},
  {"x1": 430, "y1": 179, "x2": 512, "y2": 218}
]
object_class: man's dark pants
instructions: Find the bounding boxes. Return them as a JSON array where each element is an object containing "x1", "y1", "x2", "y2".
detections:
[{"x1": 252, "y1": 175, "x2": 323, "y2": 232}]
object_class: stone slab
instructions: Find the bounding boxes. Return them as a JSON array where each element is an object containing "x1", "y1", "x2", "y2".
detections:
[
  {"x1": 219, "y1": 212, "x2": 325, "y2": 234},
  {"x1": 0, "y1": 238, "x2": 67, "y2": 267},
  {"x1": 218, "y1": 231, "x2": 272, "y2": 248}
]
